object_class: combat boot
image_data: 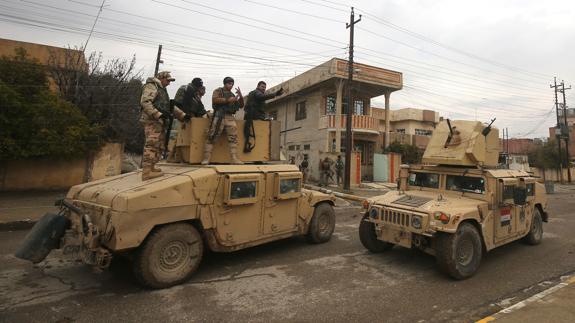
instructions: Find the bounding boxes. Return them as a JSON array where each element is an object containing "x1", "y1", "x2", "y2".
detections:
[
  {"x1": 201, "y1": 144, "x2": 213, "y2": 165},
  {"x1": 229, "y1": 146, "x2": 244, "y2": 165},
  {"x1": 142, "y1": 168, "x2": 163, "y2": 181}
]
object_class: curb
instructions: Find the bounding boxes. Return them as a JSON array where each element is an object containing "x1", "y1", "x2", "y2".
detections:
[
  {"x1": 0, "y1": 220, "x2": 36, "y2": 232},
  {"x1": 475, "y1": 273, "x2": 575, "y2": 322}
]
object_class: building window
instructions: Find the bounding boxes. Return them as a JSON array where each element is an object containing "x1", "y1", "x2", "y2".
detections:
[
  {"x1": 415, "y1": 129, "x2": 432, "y2": 136},
  {"x1": 303, "y1": 144, "x2": 311, "y2": 150},
  {"x1": 326, "y1": 95, "x2": 336, "y2": 115},
  {"x1": 354, "y1": 100, "x2": 364, "y2": 115},
  {"x1": 396, "y1": 129, "x2": 406, "y2": 134},
  {"x1": 295, "y1": 101, "x2": 307, "y2": 121},
  {"x1": 288, "y1": 145, "x2": 296, "y2": 151},
  {"x1": 268, "y1": 110, "x2": 278, "y2": 120}
]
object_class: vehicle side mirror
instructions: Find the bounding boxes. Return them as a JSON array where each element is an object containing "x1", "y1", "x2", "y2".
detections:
[{"x1": 513, "y1": 187, "x2": 527, "y2": 205}]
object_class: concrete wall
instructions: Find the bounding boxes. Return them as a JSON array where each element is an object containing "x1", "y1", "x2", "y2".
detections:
[
  {"x1": 532, "y1": 167, "x2": 575, "y2": 183},
  {"x1": 0, "y1": 143, "x2": 123, "y2": 191}
]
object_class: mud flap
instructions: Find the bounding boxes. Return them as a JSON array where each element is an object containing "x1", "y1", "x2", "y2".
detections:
[{"x1": 14, "y1": 213, "x2": 70, "y2": 263}]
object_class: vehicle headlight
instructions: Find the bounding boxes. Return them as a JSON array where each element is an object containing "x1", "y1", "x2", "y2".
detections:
[
  {"x1": 369, "y1": 208, "x2": 379, "y2": 219},
  {"x1": 411, "y1": 215, "x2": 422, "y2": 229},
  {"x1": 433, "y1": 211, "x2": 451, "y2": 224}
]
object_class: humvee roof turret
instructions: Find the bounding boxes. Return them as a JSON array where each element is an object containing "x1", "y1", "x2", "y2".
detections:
[
  {"x1": 359, "y1": 119, "x2": 548, "y2": 279},
  {"x1": 16, "y1": 119, "x2": 336, "y2": 288}
]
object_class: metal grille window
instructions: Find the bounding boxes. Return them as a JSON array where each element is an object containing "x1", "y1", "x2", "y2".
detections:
[
  {"x1": 326, "y1": 95, "x2": 336, "y2": 115},
  {"x1": 295, "y1": 101, "x2": 307, "y2": 121},
  {"x1": 354, "y1": 100, "x2": 364, "y2": 115},
  {"x1": 415, "y1": 128, "x2": 432, "y2": 136}
]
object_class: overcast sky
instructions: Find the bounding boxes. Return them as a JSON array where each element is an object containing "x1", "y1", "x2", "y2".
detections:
[{"x1": 1, "y1": 0, "x2": 574, "y2": 138}]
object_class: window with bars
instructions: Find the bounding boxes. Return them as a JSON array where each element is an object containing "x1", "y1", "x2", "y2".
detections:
[{"x1": 326, "y1": 95, "x2": 336, "y2": 115}]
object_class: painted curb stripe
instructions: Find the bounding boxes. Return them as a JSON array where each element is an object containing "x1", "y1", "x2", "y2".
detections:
[{"x1": 475, "y1": 274, "x2": 575, "y2": 322}]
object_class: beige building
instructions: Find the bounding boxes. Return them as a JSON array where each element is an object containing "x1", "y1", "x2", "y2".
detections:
[
  {"x1": 265, "y1": 58, "x2": 403, "y2": 182},
  {"x1": 373, "y1": 107, "x2": 440, "y2": 149}
]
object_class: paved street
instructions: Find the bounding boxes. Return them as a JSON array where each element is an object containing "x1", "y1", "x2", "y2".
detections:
[{"x1": 1, "y1": 190, "x2": 575, "y2": 323}]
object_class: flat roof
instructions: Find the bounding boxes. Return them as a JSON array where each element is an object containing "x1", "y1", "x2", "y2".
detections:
[{"x1": 267, "y1": 58, "x2": 402, "y2": 104}]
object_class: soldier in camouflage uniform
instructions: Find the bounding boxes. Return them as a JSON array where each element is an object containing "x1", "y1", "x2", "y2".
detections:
[
  {"x1": 168, "y1": 78, "x2": 207, "y2": 162},
  {"x1": 202, "y1": 76, "x2": 244, "y2": 165},
  {"x1": 140, "y1": 71, "x2": 189, "y2": 180}
]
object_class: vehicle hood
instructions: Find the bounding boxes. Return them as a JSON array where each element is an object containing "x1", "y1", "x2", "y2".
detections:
[
  {"x1": 66, "y1": 165, "x2": 217, "y2": 212},
  {"x1": 371, "y1": 190, "x2": 486, "y2": 214}
]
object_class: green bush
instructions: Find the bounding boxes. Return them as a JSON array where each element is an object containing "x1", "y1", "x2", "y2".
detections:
[
  {"x1": 0, "y1": 49, "x2": 101, "y2": 160},
  {"x1": 385, "y1": 141, "x2": 423, "y2": 164}
]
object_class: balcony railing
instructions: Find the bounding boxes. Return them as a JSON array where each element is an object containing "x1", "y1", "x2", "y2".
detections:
[{"x1": 320, "y1": 114, "x2": 379, "y2": 133}]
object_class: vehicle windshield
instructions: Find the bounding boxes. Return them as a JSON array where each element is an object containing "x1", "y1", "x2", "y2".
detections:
[
  {"x1": 446, "y1": 175, "x2": 485, "y2": 194},
  {"x1": 408, "y1": 172, "x2": 440, "y2": 189}
]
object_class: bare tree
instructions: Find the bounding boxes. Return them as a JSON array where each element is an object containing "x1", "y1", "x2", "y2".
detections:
[{"x1": 48, "y1": 49, "x2": 145, "y2": 153}]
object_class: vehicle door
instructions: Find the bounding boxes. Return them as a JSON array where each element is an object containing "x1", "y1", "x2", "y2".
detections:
[
  {"x1": 262, "y1": 171, "x2": 302, "y2": 235},
  {"x1": 495, "y1": 178, "x2": 519, "y2": 243},
  {"x1": 516, "y1": 178, "x2": 536, "y2": 234},
  {"x1": 216, "y1": 173, "x2": 264, "y2": 245}
]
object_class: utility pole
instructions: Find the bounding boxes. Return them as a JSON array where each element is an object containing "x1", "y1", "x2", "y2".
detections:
[
  {"x1": 343, "y1": 7, "x2": 361, "y2": 191},
  {"x1": 560, "y1": 80, "x2": 572, "y2": 182},
  {"x1": 551, "y1": 77, "x2": 564, "y2": 184},
  {"x1": 154, "y1": 44, "x2": 163, "y2": 76}
]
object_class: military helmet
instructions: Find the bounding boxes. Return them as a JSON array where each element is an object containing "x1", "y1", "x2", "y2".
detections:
[{"x1": 223, "y1": 76, "x2": 234, "y2": 84}]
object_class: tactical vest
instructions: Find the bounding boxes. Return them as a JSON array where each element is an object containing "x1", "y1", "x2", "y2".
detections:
[
  {"x1": 153, "y1": 84, "x2": 171, "y2": 115},
  {"x1": 213, "y1": 87, "x2": 239, "y2": 114}
]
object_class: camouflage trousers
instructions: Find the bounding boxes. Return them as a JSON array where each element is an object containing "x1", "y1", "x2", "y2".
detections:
[
  {"x1": 207, "y1": 113, "x2": 238, "y2": 147},
  {"x1": 142, "y1": 120, "x2": 166, "y2": 170}
]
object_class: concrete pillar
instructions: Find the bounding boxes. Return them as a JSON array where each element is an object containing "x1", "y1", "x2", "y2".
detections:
[
  {"x1": 335, "y1": 80, "x2": 344, "y2": 153},
  {"x1": 384, "y1": 91, "x2": 391, "y2": 149}
]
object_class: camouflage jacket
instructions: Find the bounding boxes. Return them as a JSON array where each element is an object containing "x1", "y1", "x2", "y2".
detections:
[
  {"x1": 244, "y1": 88, "x2": 277, "y2": 120},
  {"x1": 174, "y1": 84, "x2": 207, "y2": 117},
  {"x1": 212, "y1": 87, "x2": 244, "y2": 114},
  {"x1": 140, "y1": 77, "x2": 170, "y2": 123}
]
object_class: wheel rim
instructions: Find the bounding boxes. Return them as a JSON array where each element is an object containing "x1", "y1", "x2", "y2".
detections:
[
  {"x1": 532, "y1": 216, "x2": 542, "y2": 239},
  {"x1": 318, "y1": 212, "x2": 332, "y2": 234},
  {"x1": 456, "y1": 238, "x2": 474, "y2": 267},
  {"x1": 159, "y1": 240, "x2": 189, "y2": 271}
]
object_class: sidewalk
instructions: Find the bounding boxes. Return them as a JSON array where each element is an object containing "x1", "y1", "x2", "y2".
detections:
[
  {"x1": 0, "y1": 190, "x2": 66, "y2": 231},
  {"x1": 477, "y1": 274, "x2": 575, "y2": 323}
]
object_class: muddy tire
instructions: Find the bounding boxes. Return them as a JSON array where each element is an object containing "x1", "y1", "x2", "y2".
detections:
[
  {"x1": 307, "y1": 203, "x2": 336, "y2": 244},
  {"x1": 133, "y1": 223, "x2": 203, "y2": 289},
  {"x1": 523, "y1": 208, "x2": 543, "y2": 245},
  {"x1": 359, "y1": 214, "x2": 394, "y2": 253},
  {"x1": 435, "y1": 223, "x2": 482, "y2": 280}
]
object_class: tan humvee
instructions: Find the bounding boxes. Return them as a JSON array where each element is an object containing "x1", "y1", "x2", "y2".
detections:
[
  {"x1": 359, "y1": 120, "x2": 548, "y2": 279},
  {"x1": 16, "y1": 120, "x2": 336, "y2": 289}
]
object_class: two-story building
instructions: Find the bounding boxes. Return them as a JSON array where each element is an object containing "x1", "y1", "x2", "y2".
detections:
[
  {"x1": 372, "y1": 107, "x2": 440, "y2": 149},
  {"x1": 265, "y1": 58, "x2": 403, "y2": 182}
]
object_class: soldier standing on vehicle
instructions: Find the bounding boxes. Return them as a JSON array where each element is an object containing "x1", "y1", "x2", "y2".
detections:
[
  {"x1": 335, "y1": 155, "x2": 344, "y2": 186},
  {"x1": 173, "y1": 78, "x2": 207, "y2": 118},
  {"x1": 168, "y1": 79, "x2": 207, "y2": 162},
  {"x1": 140, "y1": 71, "x2": 181, "y2": 180},
  {"x1": 243, "y1": 81, "x2": 283, "y2": 152},
  {"x1": 300, "y1": 155, "x2": 309, "y2": 183},
  {"x1": 202, "y1": 76, "x2": 244, "y2": 165}
]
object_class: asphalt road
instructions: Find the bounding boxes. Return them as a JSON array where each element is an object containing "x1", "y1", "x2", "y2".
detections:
[{"x1": 1, "y1": 189, "x2": 575, "y2": 323}]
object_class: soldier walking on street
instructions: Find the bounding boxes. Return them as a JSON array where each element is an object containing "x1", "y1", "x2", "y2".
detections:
[
  {"x1": 335, "y1": 155, "x2": 344, "y2": 186},
  {"x1": 243, "y1": 81, "x2": 283, "y2": 152},
  {"x1": 202, "y1": 76, "x2": 244, "y2": 165},
  {"x1": 299, "y1": 155, "x2": 309, "y2": 183}
]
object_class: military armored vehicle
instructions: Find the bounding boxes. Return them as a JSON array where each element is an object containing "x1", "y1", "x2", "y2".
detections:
[
  {"x1": 16, "y1": 119, "x2": 336, "y2": 288},
  {"x1": 359, "y1": 119, "x2": 548, "y2": 279}
]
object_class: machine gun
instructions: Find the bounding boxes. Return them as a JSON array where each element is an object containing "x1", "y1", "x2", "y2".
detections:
[
  {"x1": 444, "y1": 119, "x2": 454, "y2": 148},
  {"x1": 163, "y1": 100, "x2": 175, "y2": 159},
  {"x1": 481, "y1": 118, "x2": 496, "y2": 137}
]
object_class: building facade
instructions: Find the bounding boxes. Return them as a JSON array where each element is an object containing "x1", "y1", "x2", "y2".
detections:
[{"x1": 265, "y1": 58, "x2": 408, "y2": 182}]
